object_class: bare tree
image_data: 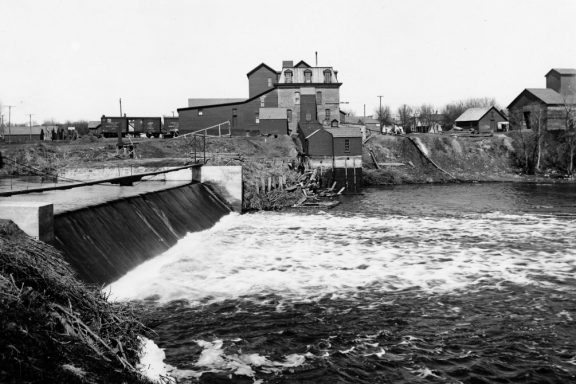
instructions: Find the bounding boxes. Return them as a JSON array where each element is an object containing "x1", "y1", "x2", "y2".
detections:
[
  {"x1": 375, "y1": 105, "x2": 392, "y2": 129},
  {"x1": 397, "y1": 104, "x2": 413, "y2": 131},
  {"x1": 526, "y1": 106, "x2": 546, "y2": 172},
  {"x1": 563, "y1": 100, "x2": 576, "y2": 175},
  {"x1": 418, "y1": 104, "x2": 436, "y2": 131},
  {"x1": 509, "y1": 106, "x2": 545, "y2": 174}
]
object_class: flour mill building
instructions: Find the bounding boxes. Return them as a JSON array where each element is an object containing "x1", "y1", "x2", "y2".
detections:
[{"x1": 177, "y1": 60, "x2": 342, "y2": 136}]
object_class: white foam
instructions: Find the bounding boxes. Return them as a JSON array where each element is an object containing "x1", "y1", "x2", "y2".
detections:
[
  {"x1": 166, "y1": 338, "x2": 311, "y2": 380},
  {"x1": 107, "y1": 211, "x2": 576, "y2": 305},
  {"x1": 137, "y1": 336, "x2": 175, "y2": 384}
]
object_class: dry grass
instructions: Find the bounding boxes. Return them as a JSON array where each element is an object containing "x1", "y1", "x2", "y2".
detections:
[{"x1": 0, "y1": 220, "x2": 152, "y2": 384}]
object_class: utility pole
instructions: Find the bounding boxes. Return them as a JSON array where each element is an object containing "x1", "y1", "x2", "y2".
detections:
[
  {"x1": 119, "y1": 98, "x2": 123, "y2": 117},
  {"x1": 7, "y1": 105, "x2": 14, "y2": 144},
  {"x1": 377, "y1": 96, "x2": 384, "y2": 129},
  {"x1": 28, "y1": 114, "x2": 33, "y2": 141}
]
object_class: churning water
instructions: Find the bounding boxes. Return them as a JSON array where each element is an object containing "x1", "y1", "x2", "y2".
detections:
[{"x1": 109, "y1": 183, "x2": 576, "y2": 383}]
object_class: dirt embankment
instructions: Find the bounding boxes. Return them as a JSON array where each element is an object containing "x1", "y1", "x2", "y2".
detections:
[{"x1": 363, "y1": 134, "x2": 522, "y2": 185}]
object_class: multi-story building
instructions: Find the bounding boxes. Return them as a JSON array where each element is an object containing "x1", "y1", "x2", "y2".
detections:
[{"x1": 177, "y1": 60, "x2": 342, "y2": 136}]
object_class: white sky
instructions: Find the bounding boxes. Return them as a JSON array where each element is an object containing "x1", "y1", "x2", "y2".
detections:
[{"x1": 1, "y1": 0, "x2": 575, "y2": 124}]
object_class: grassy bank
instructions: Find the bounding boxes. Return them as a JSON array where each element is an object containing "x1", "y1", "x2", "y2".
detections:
[{"x1": 0, "y1": 220, "x2": 151, "y2": 384}]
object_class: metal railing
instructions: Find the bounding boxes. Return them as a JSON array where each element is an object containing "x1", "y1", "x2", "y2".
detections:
[{"x1": 176, "y1": 121, "x2": 231, "y2": 139}]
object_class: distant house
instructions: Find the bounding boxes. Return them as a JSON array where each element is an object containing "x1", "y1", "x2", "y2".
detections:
[
  {"x1": 455, "y1": 107, "x2": 508, "y2": 133},
  {"x1": 87, "y1": 121, "x2": 101, "y2": 134},
  {"x1": 364, "y1": 117, "x2": 379, "y2": 132},
  {"x1": 508, "y1": 68, "x2": 576, "y2": 131}
]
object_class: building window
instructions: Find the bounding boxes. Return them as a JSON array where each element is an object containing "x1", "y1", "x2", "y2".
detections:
[
  {"x1": 255, "y1": 112, "x2": 260, "y2": 124},
  {"x1": 344, "y1": 139, "x2": 350, "y2": 153},
  {"x1": 331, "y1": 119, "x2": 338, "y2": 127},
  {"x1": 306, "y1": 113, "x2": 312, "y2": 122},
  {"x1": 316, "y1": 91, "x2": 322, "y2": 105},
  {"x1": 267, "y1": 78, "x2": 272, "y2": 87},
  {"x1": 304, "y1": 70, "x2": 312, "y2": 83},
  {"x1": 294, "y1": 92, "x2": 300, "y2": 105},
  {"x1": 260, "y1": 96, "x2": 265, "y2": 107},
  {"x1": 285, "y1": 70, "x2": 293, "y2": 83},
  {"x1": 287, "y1": 109, "x2": 292, "y2": 122},
  {"x1": 198, "y1": 109, "x2": 203, "y2": 116},
  {"x1": 324, "y1": 69, "x2": 332, "y2": 83},
  {"x1": 325, "y1": 109, "x2": 331, "y2": 121},
  {"x1": 232, "y1": 108, "x2": 237, "y2": 116}
]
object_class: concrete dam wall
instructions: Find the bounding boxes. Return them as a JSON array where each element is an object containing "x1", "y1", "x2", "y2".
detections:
[{"x1": 52, "y1": 183, "x2": 231, "y2": 284}]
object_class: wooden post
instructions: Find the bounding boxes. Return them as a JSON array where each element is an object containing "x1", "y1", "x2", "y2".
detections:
[
  {"x1": 268, "y1": 177, "x2": 272, "y2": 192},
  {"x1": 262, "y1": 178, "x2": 266, "y2": 193},
  {"x1": 353, "y1": 157, "x2": 357, "y2": 192},
  {"x1": 344, "y1": 158, "x2": 348, "y2": 192}
]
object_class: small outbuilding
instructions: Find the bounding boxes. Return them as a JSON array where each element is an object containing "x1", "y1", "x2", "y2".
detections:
[
  {"x1": 2, "y1": 126, "x2": 44, "y2": 143},
  {"x1": 455, "y1": 106, "x2": 508, "y2": 133}
]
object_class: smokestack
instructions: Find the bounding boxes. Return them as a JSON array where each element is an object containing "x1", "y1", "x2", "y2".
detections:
[{"x1": 315, "y1": 51, "x2": 318, "y2": 66}]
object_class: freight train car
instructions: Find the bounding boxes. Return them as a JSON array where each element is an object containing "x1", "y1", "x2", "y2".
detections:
[
  {"x1": 100, "y1": 116, "x2": 163, "y2": 138},
  {"x1": 163, "y1": 117, "x2": 180, "y2": 137}
]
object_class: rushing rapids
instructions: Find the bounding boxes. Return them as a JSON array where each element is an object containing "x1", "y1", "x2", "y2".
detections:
[{"x1": 109, "y1": 183, "x2": 576, "y2": 383}]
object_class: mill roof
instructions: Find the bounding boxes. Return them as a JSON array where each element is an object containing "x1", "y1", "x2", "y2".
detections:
[
  {"x1": 546, "y1": 68, "x2": 576, "y2": 76},
  {"x1": 325, "y1": 126, "x2": 363, "y2": 138},
  {"x1": 246, "y1": 62, "x2": 278, "y2": 77}
]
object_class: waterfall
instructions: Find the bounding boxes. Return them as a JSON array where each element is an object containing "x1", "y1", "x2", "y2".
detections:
[{"x1": 53, "y1": 183, "x2": 231, "y2": 284}]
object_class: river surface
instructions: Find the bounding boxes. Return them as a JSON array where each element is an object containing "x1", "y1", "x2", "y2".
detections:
[{"x1": 109, "y1": 183, "x2": 576, "y2": 383}]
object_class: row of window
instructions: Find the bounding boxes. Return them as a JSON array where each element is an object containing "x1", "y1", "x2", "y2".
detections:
[
  {"x1": 284, "y1": 69, "x2": 332, "y2": 84},
  {"x1": 292, "y1": 91, "x2": 325, "y2": 105}
]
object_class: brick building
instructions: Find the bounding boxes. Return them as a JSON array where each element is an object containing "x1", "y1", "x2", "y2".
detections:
[
  {"x1": 177, "y1": 60, "x2": 342, "y2": 136},
  {"x1": 508, "y1": 68, "x2": 576, "y2": 131}
]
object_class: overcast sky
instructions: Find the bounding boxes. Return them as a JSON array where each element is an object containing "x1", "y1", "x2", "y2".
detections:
[{"x1": 1, "y1": 0, "x2": 575, "y2": 124}]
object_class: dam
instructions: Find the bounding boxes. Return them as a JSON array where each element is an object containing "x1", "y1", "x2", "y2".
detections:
[{"x1": 0, "y1": 165, "x2": 241, "y2": 284}]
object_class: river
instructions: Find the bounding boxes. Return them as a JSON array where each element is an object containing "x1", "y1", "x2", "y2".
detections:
[{"x1": 108, "y1": 183, "x2": 576, "y2": 383}]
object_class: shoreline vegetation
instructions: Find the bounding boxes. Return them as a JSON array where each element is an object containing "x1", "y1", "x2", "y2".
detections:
[{"x1": 0, "y1": 220, "x2": 152, "y2": 384}]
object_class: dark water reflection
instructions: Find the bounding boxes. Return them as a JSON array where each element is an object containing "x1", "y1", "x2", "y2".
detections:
[{"x1": 335, "y1": 183, "x2": 576, "y2": 218}]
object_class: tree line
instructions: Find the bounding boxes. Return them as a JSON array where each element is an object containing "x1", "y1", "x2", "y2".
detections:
[{"x1": 371, "y1": 97, "x2": 500, "y2": 129}]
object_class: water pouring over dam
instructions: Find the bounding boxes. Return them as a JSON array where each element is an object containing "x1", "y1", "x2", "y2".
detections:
[
  {"x1": 0, "y1": 165, "x2": 241, "y2": 285},
  {"x1": 53, "y1": 183, "x2": 231, "y2": 284}
]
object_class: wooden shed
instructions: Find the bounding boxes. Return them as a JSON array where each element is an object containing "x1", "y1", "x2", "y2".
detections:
[{"x1": 455, "y1": 107, "x2": 507, "y2": 133}]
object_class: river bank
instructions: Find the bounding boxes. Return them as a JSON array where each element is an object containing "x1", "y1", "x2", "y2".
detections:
[
  {"x1": 1, "y1": 133, "x2": 573, "y2": 212},
  {"x1": 0, "y1": 220, "x2": 153, "y2": 384}
]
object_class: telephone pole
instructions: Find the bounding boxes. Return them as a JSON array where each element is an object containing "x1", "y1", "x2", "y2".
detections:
[
  {"x1": 119, "y1": 98, "x2": 123, "y2": 117},
  {"x1": 7, "y1": 105, "x2": 15, "y2": 144},
  {"x1": 377, "y1": 96, "x2": 384, "y2": 128},
  {"x1": 28, "y1": 114, "x2": 34, "y2": 141}
]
